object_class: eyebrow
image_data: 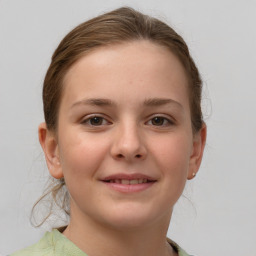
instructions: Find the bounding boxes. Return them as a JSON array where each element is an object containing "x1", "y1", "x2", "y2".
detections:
[
  {"x1": 71, "y1": 98, "x2": 116, "y2": 108},
  {"x1": 143, "y1": 98, "x2": 183, "y2": 108},
  {"x1": 71, "y1": 97, "x2": 183, "y2": 109}
]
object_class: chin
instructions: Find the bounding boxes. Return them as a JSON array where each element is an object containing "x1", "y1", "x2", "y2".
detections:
[
  {"x1": 99, "y1": 204, "x2": 170, "y2": 231},
  {"x1": 105, "y1": 216, "x2": 153, "y2": 231}
]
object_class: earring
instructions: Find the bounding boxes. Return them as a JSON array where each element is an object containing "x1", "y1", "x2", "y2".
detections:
[{"x1": 192, "y1": 172, "x2": 196, "y2": 177}]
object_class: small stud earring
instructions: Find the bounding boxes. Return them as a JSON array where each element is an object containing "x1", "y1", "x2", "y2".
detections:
[{"x1": 192, "y1": 172, "x2": 196, "y2": 177}]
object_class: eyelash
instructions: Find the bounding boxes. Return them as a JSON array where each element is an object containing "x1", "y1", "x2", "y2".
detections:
[
  {"x1": 81, "y1": 115, "x2": 174, "y2": 127},
  {"x1": 81, "y1": 115, "x2": 111, "y2": 126},
  {"x1": 146, "y1": 116, "x2": 174, "y2": 127}
]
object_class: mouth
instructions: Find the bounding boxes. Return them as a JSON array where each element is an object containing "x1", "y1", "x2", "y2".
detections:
[
  {"x1": 100, "y1": 174, "x2": 156, "y2": 193},
  {"x1": 104, "y1": 178, "x2": 155, "y2": 185}
]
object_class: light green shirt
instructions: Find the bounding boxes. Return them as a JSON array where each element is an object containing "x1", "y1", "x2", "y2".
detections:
[{"x1": 11, "y1": 229, "x2": 192, "y2": 256}]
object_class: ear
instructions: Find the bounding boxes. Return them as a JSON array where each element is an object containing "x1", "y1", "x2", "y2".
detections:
[
  {"x1": 187, "y1": 123, "x2": 207, "y2": 180},
  {"x1": 38, "y1": 122, "x2": 63, "y2": 179}
]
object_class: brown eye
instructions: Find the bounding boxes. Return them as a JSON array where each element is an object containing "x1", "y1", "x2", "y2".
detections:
[
  {"x1": 81, "y1": 116, "x2": 109, "y2": 126},
  {"x1": 147, "y1": 116, "x2": 173, "y2": 127},
  {"x1": 89, "y1": 116, "x2": 104, "y2": 126},
  {"x1": 151, "y1": 117, "x2": 165, "y2": 126}
]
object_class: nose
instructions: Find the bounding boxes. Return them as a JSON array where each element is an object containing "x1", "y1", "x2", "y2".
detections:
[{"x1": 110, "y1": 122, "x2": 147, "y2": 161}]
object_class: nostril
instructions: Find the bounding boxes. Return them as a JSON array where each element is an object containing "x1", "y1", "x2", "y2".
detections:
[{"x1": 116, "y1": 153, "x2": 142, "y2": 159}]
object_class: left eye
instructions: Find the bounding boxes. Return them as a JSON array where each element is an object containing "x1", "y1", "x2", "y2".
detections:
[
  {"x1": 82, "y1": 116, "x2": 109, "y2": 126},
  {"x1": 147, "y1": 116, "x2": 172, "y2": 126}
]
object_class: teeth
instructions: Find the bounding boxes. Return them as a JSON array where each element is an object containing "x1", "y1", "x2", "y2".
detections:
[
  {"x1": 121, "y1": 179, "x2": 130, "y2": 185},
  {"x1": 119, "y1": 179, "x2": 148, "y2": 185},
  {"x1": 130, "y1": 179, "x2": 139, "y2": 185},
  {"x1": 107, "y1": 179, "x2": 151, "y2": 184}
]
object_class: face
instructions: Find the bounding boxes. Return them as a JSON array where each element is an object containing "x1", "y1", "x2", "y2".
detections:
[{"x1": 41, "y1": 41, "x2": 205, "y2": 230}]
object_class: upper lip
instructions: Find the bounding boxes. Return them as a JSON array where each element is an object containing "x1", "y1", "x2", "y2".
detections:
[{"x1": 101, "y1": 173, "x2": 157, "y2": 181}]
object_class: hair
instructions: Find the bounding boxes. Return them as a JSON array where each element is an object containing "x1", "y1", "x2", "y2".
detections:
[{"x1": 32, "y1": 6, "x2": 204, "y2": 227}]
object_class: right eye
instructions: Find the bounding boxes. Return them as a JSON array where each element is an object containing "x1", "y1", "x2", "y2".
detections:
[{"x1": 81, "y1": 116, "x2": 109, "y2": 126}]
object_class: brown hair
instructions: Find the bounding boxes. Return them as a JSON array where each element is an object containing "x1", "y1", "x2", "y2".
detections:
[{"x1": 32, "y1": 6, "x2": 203, "y2": 226}]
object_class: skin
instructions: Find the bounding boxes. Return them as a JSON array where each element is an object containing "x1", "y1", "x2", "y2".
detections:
[{"x1": 39, "y1": 40, "x2": 206, "y2": 256}]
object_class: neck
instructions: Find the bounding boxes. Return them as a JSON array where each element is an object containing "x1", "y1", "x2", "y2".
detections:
[{"x1": 62, "y1": 205, "x2": 175, "y2": 256}]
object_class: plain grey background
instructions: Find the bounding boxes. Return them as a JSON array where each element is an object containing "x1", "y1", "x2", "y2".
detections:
[{"x1": 0, "y1": 0, "x2": 256, "y2": 255}]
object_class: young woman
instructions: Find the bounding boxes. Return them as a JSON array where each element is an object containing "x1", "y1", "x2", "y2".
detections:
[{"x1": 11, "y1": 7, "x2": 206, "y2": 256}]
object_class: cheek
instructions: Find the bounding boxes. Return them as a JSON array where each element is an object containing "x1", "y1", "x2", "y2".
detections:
[
  {"x1": 58, "y1": 132, "x2": 109, "y2": 181},
  {"x1": 58, "y1": 134, "x2": 109, "y2": 205},
  {"x1": 150, "y1": 133, "x2": 192, "y2": 181}
]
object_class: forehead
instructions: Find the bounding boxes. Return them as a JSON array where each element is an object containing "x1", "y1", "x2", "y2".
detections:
[
  {"x1": 65, "y1": 40, "x2": 187, "y2": 77},
  {"x1": 61, "y1": 40, "x2": 189, "y2": 108}
]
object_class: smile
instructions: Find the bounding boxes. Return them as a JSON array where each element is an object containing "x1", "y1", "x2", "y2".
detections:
[
  {"x1": 106, "y1": 179, "x2": 152, "y2": 185},
  {"x1": 101, "y1": 174, "x2": 156, "y2": 193}
]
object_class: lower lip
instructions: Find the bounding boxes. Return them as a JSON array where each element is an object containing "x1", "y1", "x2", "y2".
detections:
[{"x1": 102, "y1": 181, "x2": 155, "y2": 193}]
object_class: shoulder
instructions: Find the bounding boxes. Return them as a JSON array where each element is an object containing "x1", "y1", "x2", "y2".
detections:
[
  {"x1": 10, "y1": 231, "x2": 56, "y2": 256},
  {"x1": 10, "y1": 229, "x2": 87, "y2": 256}
]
